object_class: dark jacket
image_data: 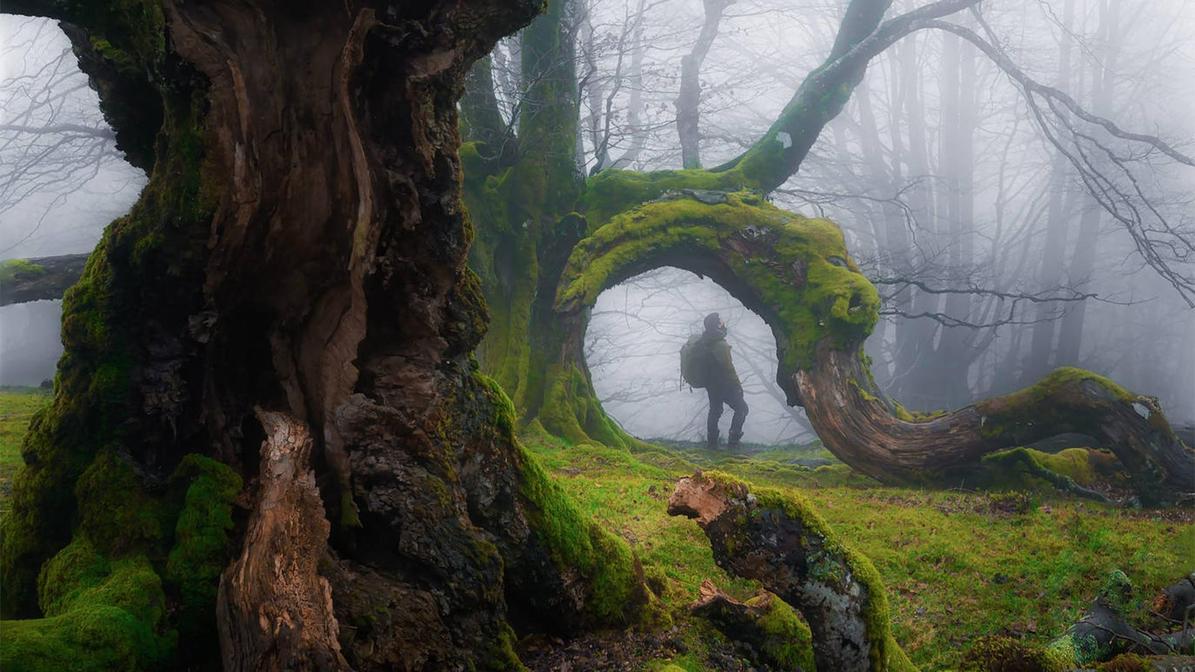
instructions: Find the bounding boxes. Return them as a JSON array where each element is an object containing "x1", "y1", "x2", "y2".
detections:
[{"x1": 701, "y1": 331, "x2": 741, "y2": 390}]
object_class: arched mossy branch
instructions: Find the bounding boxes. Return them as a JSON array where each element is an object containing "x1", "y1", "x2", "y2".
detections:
[
  {"x1": 554, "y1": 190, "x2": 1195, "y2": 506},
  {"x1": 556, "y1": 190, "x2": 880, "y2": 398}
]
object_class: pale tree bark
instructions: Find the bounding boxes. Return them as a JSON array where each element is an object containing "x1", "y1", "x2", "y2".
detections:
[{"x1": 676, "y1": 0, "x2": 734, "y2": 169}]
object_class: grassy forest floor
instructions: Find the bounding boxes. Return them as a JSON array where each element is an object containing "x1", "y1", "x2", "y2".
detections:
[
  {"x1": 521, "y1": 432, "x2": 1193, "y2": 670},
  {"x1": 0, "y1": 388, "x2": 48, "y2": 518},
  {"x1": 0, "y1": 387, "x2": 1190, "y2": 670}
]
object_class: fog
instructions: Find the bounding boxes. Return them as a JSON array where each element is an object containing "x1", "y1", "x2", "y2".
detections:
[
  {"x1": 0, "y1": 15, "x2": 144, "y2": 385},
  {"x1": 2, "y1": 0, "x2": 1193, "y2": 434}
]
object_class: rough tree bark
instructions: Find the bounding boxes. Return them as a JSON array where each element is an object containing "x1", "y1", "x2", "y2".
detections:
[
  {"x1": 668, "y1": 470, "x2": 917, "y2": 672},
  {"x1": 217, "y1": 410, "x2": 348, "y2": 671},
  {"x1": 0, "y1": 0, "x2": 660, "y2": 669}
]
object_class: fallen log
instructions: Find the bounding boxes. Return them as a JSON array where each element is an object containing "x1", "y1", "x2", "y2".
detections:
[{"x1": 0, "y1": 254, "x2": 89, "y2": 306}]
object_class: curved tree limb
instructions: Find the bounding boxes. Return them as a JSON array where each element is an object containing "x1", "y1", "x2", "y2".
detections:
[
  {"x1": 556, "y1": 191, "x2": 1195, "y2": 505},
  {"x1": 714, "y1": 0, "x2": 982, "y2": 192}
]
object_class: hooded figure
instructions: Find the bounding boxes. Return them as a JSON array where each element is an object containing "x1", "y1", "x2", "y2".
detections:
[{"x1": 700, "y1": 312, "x2": 748, "y2": 449}]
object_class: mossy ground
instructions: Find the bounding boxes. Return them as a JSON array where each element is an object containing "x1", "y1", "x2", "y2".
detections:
[
  {"x1": 0, "y1": 388, "x2": 50, "y2": 517},
  {"x1": 0, "y1": 389, "x2": 241, "y2": 669},
  {"x1": 1, "y1": 389, "x2": 1188, "y2": 670},
  {"x1": 523, "y1": 432, "x2": 1193, "y2": 670}
]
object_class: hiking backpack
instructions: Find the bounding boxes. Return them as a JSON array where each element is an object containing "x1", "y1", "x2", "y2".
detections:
[{"x1": 680, "y1": 335, "x2": 711, "y2": 388}]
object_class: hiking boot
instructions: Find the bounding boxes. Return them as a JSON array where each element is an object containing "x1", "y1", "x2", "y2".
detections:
[
  {"x1": 727, "y1": 431, "x2": 743, "y2": 451},
  {"x1": 706, "y1": 434, "x2": 720, "y2": 450}
]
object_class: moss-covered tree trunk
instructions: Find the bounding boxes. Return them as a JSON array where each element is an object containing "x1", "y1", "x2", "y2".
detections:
[
  {"x1": 465, "y1": 0, "x2": 1193, "y2": 506},
  {"x1": 0, "y1": 1, "x2": 661, "y2": 669}
]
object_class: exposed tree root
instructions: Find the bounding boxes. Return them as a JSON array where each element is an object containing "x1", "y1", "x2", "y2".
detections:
[
  {"x1": 965, "y1": 571, "x2": 1195, "y2": 671},
  {"x1": 689, "y1": 579, "x2": 816, "y2": 671}
]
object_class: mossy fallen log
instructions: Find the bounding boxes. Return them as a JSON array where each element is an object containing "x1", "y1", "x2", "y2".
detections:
[{"x1": 0, "y1": 254, "x2": 89, "y2": 306}]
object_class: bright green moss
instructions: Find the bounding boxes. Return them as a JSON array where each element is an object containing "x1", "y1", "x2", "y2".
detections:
[
  {"x1": 746, "y1": 593, "x2": 816, "y2": 671},
  {"x1": 557, "y1": 192, "x2": 878, "y2": 373},
  {"x1": 2, "y1": 541, "x2": 171, "y2": 672},
  {"x1": 581, "y1": 168, "x2": 750, "y2": 228},
  {"x1": 164, "y1": 455, "x2": 242, "y2": 644},
  {"x1": 5, "y1": 449, "x2": 241, "y2": 668},
  {"x1": 977, "y1": 367, "x2": 1135, "y2": 441},
  {"x1": 537, "y1": 365, "x2": 643, "y2": 450},
  {"x1": 516, "y1": 443, "x2": 665, "y2": 627},
  {"x1": 478, "y1": 373, "x2": 519, "y2": 436},
  {"x1": 962, "y1": 635, "x2": 1070, "y2": 672},
  {"x1": 980, "y1": 447, "x2": 1108, "y2": 497},
  {"x1": 479, "y1": 622, "x2": 527, "y2": 672},
  {"x1": 74, "y1": 451, "x2": 169, "y2": 556}
]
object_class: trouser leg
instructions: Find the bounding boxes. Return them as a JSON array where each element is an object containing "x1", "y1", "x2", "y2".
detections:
[
  {"x1": 727, "y1": 387, "x2": 748, "y2": 447},
  {"x1": 706, "y1": 387, "x2": 724, "y2": 448}
]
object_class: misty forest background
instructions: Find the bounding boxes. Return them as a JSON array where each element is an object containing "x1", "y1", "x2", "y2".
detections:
[{"x1": 2, "y1": 0, "x2": 1192, "y2": 446}]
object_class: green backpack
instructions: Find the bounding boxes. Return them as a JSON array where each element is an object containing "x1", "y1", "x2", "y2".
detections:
[{"x1": 680, "y1": 335, "x2": 711, "y2": 388}]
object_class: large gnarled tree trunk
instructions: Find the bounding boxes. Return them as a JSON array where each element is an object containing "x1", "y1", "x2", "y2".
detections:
[{"x1": 0, "y1": 1, "x2": 659, "y2": 669}]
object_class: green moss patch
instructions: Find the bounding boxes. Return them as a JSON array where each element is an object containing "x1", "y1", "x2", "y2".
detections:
[
  {"x1": 520, "y1": 431, "x2": 1191, "y2": 670},
  {"x1": 2, "y1": 538, "x2": 172, "y2": 672},
  {"x1": 517, "y1": 442, "x2": 663, "y2": 627},
  {"x1": 557, "y1": 191, "x2": 879, "y2": 373},
  {"x1": 0, "y1": 259, "x2": 46, "y2": 285}
]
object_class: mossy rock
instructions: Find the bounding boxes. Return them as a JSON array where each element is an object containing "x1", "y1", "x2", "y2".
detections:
[
  {"x1": 743, "y1": 593, "x2": 816, "y2": 671},
  {"x1": 976, "y1": 446, "x2": 1125, "y2": 500},
  {"x1": 961, "y1": 635, "x2": 1070, "y2": 672},
  {"x1": 2, "y1": 539, "x2": 172, "y2": 672}
]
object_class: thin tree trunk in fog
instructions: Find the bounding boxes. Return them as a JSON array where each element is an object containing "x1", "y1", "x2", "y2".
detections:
[
  {"x1": 891, "y1": 35, "x2": 939, "y2": 405},
  {"x1": 676, "y1": 0, "x2": 734, "y2": 169},
  {"x1": 1025, "y1": 0, "x2": 1076, "y2": 381},
  {"x1": 1058, "y1": 0, "x2": 1121, "y2": 365},
  {"x1": 935, "y1": 30, "x2": 978, "y2": 406}
]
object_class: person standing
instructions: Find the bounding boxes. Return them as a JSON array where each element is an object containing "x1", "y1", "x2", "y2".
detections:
[{"x1": 699, "y1": 312, "x2": 748, "y2": 449}]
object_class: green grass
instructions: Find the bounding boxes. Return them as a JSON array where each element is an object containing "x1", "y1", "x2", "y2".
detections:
[
  {"x1": 524, "y1": 435, "x2": 1194, "y2": 671},
  {"x1": 0, "y1": 387, "x2": 1188, "y2": 671},
  {"x1": 0, "y1": 387, "x2": 50, "y2": 517}
]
